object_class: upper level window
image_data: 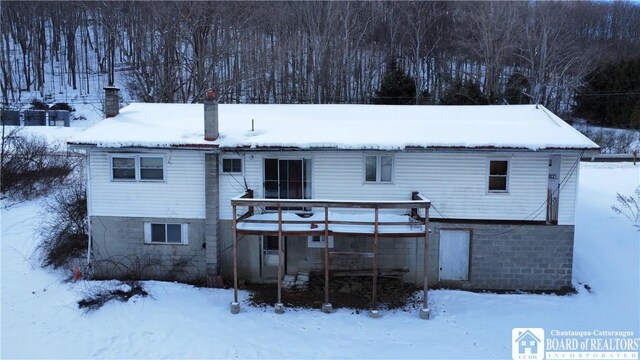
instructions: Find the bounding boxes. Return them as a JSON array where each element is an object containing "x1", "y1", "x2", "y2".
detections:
[
  {"x1": 144, "y1": 223, "x2": 188, "y2": 244},
  {"x1": 365, "y1": 155, "x2": 393, "y2": 183},
  {"x1": 140, "y1": 157, "x2": 164, "y2": 180},
  {"x1": 222, "y1": 158, "x2": 242, "y2": 174},
  {"x1": 111, "y1": 155, "x2": 164, "y2": 181},
  {"x1": 112, "y1": 157, "x2": 136, "y2": 180},
  {"x1": 488, "y1": 160, "x2": 509, "y2": 192}
]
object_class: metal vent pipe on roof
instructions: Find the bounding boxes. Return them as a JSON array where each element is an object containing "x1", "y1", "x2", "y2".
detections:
[{"x1": 204, "y1": 89, "x2": 219, "y2": 141}]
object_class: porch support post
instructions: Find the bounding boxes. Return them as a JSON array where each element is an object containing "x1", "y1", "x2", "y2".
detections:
[
  {"x1": 322, "y1": 206, "x2": 332, "y2": 313},
  {"x1": 369, "y1": 206, "x2": 380, "y2": 318},
  {"x1": 275, "y1": 206, "x2": 284, "y2": 314},
  {"x1": 230, "y1": 204, "x2": 240, "y2": 314},
  {"x1": 420, "y1": 205, "x2": 431, "y2": 320}
]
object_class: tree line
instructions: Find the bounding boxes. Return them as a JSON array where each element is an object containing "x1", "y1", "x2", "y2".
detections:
[{"x1": 2, "y1": 1, "x2": 639, "y2": 120}]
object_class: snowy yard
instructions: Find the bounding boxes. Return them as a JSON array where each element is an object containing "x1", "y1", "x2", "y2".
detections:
[{"x1": 1, "y1": 162, "x2": 638, "y2": 359}]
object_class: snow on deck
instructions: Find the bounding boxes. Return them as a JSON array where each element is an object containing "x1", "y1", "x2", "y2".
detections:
[
  {"x1": 68, "y1": 103, "x2": 599, "y2": 151},
  {"x1": 236, "y1": 212, "x2": 425, "y2": 235}
]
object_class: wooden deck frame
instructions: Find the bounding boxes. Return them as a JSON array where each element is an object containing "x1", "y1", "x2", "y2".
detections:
[{"x1": 230, "y1": 191, "x2": 431, "y2": 319}]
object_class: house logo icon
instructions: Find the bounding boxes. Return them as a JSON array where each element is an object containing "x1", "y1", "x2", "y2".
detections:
[{"x1": 512, "y1": 328, "x2": 545, "y2": 360}]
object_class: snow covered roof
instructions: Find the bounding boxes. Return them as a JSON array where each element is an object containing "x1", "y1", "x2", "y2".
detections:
[{"x1": 68, "y1": 103, "x2": 599, "y2": 151}]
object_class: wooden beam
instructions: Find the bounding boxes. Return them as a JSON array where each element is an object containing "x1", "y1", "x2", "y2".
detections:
[
  {"x1": 329, "y1": 251, "x2": 374, "y2": 258},
  {"x1": 238, "y1": 219, "x2": 417, "y2": 226},
  {"x1": 423, "y1": 206, "x2": 430, "y2": 311},
  {"x1": 372, "y1": 207, "x2": 379, "y2": 310},
  {"x1": 232, "y1": 198, "x2": 430, "y2": 209},
  {"x1": 324, "y1": 206, "x2": 329, "y2": 306},
  {"x1": 235, "y1": 229, "x2": 426, "y2": 238},
  {"x1": 277, "y1": 206, "x2": 283, "y2": 307},
  {"x1": 232, "y1": 204, "x2": 239, "y2": 304}
]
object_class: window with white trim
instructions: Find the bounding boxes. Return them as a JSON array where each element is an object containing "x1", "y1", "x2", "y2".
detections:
[
  {"x1": 307, "y1": 235, "x2": 334, "y2": 248},
  {"x1": 488, "y1": 160, "x2": 509, "y2": 192},
  {"x1": 112, "y1": 156, "x2": 136, "y2": 180},
  {"x1": 140, "y1": 157, "x2": 164, "y2": 180},
  {"x1": 144, "y1": 223, "x2": 188, "y2": 244},
  {"x1": 111, "y1": 155, "x2": 164, "y2": 181},
  {"x1": 222, "y1": 158, "x2": 242, "y2": 174},
  {"x1": 364, "y1": 155, "x2": 393, "y2": 183}
]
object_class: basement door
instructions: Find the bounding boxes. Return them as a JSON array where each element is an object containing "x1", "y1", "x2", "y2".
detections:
[
  {"x1": 438, "y1": 229, "x2": 471, "y2": 281},
  {"x1": 261, "y1": 236, "x2": 286, "y2": 278}
]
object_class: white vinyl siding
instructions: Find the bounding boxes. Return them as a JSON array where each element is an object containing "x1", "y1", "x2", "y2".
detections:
[
  {"x1": 90, "y1": 151, "x2": 205, "y2": 219},
  {"x1": 219, "y1": 151, "x2": 580, "y2": 224},
  {"x1": 557, "y1": 154, "x2": 580, "y2": 225}
]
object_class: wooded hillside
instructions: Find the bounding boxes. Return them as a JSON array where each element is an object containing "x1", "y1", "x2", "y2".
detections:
[{"x1": 2, "y1": 1, "x2": 639, "y2": 118}]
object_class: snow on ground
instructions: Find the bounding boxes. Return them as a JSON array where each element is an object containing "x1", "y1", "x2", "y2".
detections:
[{"x1": 1, "y1": 163, "x2": 638, "y2": 359}]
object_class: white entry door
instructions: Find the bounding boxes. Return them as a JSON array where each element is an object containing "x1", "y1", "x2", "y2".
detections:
[
  {"x1": 261, "y1": 236, "x2": 285, "y2": 278},
  {"x1": 439, "y1": 229, "x2": 471, "y2": 281}
]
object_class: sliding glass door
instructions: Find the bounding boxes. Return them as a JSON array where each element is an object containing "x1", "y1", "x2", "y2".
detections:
[{"x1": 264, "y1": 158, "x2": 311, "y2": 201}]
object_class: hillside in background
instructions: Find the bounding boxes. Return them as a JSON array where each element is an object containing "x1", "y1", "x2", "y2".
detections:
[{"x1": 2, "y1": 1, "x2": 639, "y2": 117}]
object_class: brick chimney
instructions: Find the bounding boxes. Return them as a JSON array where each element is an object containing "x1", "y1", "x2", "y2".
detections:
[
  {"x1": 204, "y1": 89, "x2": 218, "y2": 141},
  {"x1": 103, "y1": 86, "x2": 120, "y2": 117}
]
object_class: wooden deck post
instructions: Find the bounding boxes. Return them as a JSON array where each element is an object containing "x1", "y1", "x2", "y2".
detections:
[
  {"x1": 230, "y1": 204, "x2": 240, "y2": 314},
  {"x1": 369, "y1": 207, "x2": 380, "y2": 318},
  {"x1": 322, "y1": 206, "x2": 332, "y2": 313},
  {"x1": 275, "y1": 206, "x2": 284, "y2": 314},
  {"x1": 420, "y1": 205, "x2": 430, "y2": 320}
]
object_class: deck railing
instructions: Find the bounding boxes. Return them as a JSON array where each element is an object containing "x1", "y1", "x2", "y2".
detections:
[{"x1": 229, "y1": 190, "x2": 432, "y2": 320}]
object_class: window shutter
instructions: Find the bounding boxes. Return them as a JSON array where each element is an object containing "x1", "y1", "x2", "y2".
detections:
[
  {"x1": 181, "y1": 223, "x2": 189, "y2": 245},
  {"x1": 144, "y1": 223, "x2": 151, "y2": 243}
]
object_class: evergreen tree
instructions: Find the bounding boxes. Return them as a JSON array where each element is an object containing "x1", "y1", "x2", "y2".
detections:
[
  {"x1": 372, "y1": 58, "x2": 416, "y2": 105},
  {"x1": 503, "y1": 73, "x2": 531, "y2": 105},
  {"x1": 439, "y1": 79, "x2": 490, "y2": 105},
  {"x1": 574, "y1": 58, "x2": 640, "y2": 129}
]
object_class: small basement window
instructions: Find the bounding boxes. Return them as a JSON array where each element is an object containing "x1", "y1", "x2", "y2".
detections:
[
  {"x1": 307, "y1": 235, "x2": 334, "y2": 248},
  {"x1": 222, "y1": 158, "x2": 242, "y2": 174},
  {"x1": 488, "y1": 160, "x2": 509, "y2": 192},
  {"x1": 364, "y1": 155, "x2": 393, "y2": 183},
  {"x1": 144, "y1": 223, "x2": 188, "y2": 244}
]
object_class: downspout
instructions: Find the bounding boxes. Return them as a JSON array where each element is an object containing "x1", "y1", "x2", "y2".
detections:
[{"x1": 86, "y1": 150, "x2": 92, "y2": 264}]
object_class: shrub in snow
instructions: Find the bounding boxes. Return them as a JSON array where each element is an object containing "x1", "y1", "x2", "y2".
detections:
[
  {"x1": 29, "y1": 99, "x2": 49, "y2": 110},
  {"x1": 38, "y1": 174, "x2": 88, "y2": 268},
  {"x1": 1, "y1": 128, "x2": 78, "y2": 199},
  {"x1": 612, "y1": 186, "x2": 640, "y2": 231},
  {"x1": 77, "y1": 281, "x2": 148, "y2": 312},
  {"x1": 49, "y1": 102, "x2": 75, "y2": 112}
]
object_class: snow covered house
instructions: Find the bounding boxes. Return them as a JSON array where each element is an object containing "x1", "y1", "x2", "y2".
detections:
[{"x1": 68, "y1": 89, "x2": 598, "y2": 310}]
